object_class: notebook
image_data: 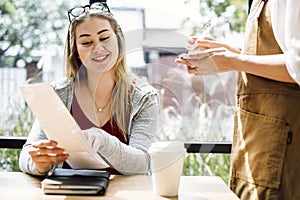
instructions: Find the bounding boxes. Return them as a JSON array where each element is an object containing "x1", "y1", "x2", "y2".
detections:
[
  {"x1": 19, "y1": 82, "x2": 109, "y2": 169},
  {"x1": 41, "y1": 168, "x2": 110, "y2": 195}
]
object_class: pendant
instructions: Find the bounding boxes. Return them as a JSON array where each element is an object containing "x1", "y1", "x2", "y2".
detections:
[{"x1": 98, "y1": 107, "x2": 103, "y2": 112}]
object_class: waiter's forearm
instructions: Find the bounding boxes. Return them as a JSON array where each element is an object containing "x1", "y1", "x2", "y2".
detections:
[{"x1": 233, "y1": 54, "x2": 296, "y2": 83}]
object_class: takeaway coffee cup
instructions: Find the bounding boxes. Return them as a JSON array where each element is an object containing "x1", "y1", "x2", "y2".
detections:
[{"x1": 148, "y1": 141, "x2": 186, "y2": 197}]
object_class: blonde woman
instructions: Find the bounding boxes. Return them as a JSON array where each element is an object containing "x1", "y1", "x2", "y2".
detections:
[{"x1": 19, "y1": 2, "x2": 160, "y2": 176}]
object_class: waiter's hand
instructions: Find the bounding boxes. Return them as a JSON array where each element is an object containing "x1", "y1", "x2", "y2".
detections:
[{"x1": 176, "y1": 38, "x2": 241, "y2": 76}]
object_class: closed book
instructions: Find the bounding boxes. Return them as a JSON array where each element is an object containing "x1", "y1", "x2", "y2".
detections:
[{"x1": 41, "y1": 168, "x2": 110, "y2": 195}]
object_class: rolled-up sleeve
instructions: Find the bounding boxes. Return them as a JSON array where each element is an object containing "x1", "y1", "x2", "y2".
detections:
[
  {"x1": 284, "y1": 0, "x2": 300, "y2": 85},
  {"x1": 269, "y1": 0, "x2": 300, "y2": 85}
]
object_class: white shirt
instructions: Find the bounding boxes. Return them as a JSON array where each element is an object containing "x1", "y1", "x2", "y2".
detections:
[{"x1": 270, "y1": 0, "x2": 300, "y2": 85}]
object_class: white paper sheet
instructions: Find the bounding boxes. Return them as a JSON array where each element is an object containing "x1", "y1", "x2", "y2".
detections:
[{"x1": 19, "y1": 83, "x2": 109, "y2": 169}]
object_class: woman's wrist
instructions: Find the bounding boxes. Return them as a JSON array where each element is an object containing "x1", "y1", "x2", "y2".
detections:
[{"x1": 36, "y1": 165, "x2": 52, "y2": 174}]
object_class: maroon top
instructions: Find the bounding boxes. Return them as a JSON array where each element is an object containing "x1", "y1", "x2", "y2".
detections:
[{"x1": 62, "y1": 95, "x2": 127, "y2": 175}]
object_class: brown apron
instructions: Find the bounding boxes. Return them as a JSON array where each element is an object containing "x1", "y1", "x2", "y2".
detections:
[{"x1": 230, "y1": 0, "x2": 300, "y2": 199}]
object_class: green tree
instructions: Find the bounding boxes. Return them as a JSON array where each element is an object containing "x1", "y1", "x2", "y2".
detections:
[
  {"x1": 0, "y1": 0, "x2": 70, "y2": 68},
  {"x1": 182, "y1": 0, "x2": 248, "y2": 36}
]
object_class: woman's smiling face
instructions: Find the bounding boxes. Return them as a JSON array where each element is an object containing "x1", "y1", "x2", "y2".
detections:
[{"x1": 75, "y1": 16, "x2": 118, "y2": 73}]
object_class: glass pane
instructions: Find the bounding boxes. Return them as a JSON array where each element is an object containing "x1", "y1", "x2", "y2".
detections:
[{"x1": 0, "y1": 0, "x2": 247, "y2": 174}]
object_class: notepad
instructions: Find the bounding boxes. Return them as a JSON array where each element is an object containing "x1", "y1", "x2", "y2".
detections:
[
  {"x1": 19, "y1": 82, "x2": 109, "y2": 169},
  {"x1": 41, "y1": 168, "x2": 110, "y2": 195}
]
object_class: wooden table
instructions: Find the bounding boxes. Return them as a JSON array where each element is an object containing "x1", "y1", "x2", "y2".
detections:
[{"x1": 0, "y1": 172, "x2": 239, "y2": 200}]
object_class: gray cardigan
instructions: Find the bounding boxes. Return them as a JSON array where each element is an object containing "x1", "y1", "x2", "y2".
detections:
[{"x1": 19, "y1": 77, "x2": 160, "y2": 175}]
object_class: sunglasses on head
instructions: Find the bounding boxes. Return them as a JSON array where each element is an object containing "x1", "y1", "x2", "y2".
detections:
[{"x1": 67, "y1": 2, "x2": 110, "y2": 22}]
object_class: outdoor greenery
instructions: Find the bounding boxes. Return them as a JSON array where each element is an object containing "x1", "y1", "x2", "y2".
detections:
[
  {"x1": 0, "y1": 96, "x2": 34, "y2": 171},
  {"x1": 0, "y1": 96, "x2": 34, "y2": 137},
  {"x1": 182, "y1": 0, "x2": 248, "y2": 36},
  {"x1": 0, "y1": 149, "x2": 21, "y2": 171},
  {"x1": 159, "y1": 90, "x2": 235, "y2": 184},
  {"x1": 179, "y1": 0, "x2": 247, "y2": 184},
  {"x1": 0, "y1": 0, "x2": 69, "y2": 68},
  {"x1": 184, "y1": 153, "x2": 231, "y2": 184},
  {"x1": 0, "y1": 0, "x2": 69, "y2": 171}
]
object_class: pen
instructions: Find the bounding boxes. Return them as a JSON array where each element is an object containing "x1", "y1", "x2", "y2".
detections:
[
  {"x1": 177, "y1": 20, "x2": 215, "y2": 60},
  {"x1": 187, "y1": 20, "x2": 213, "y2": 51}
]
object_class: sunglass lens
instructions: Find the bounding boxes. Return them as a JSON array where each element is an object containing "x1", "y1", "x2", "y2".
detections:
[
  {"x1": 71, "y1": 7, "x2": 85, "y2": 17},
  {"x1": 91, "y1": 3, "x2": 108, "y2": 11}
]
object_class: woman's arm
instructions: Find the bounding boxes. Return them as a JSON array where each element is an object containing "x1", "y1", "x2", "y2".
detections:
[
  {"x1": 19, "y1": 120, "x2": 66, "y2": 176},
  {"x1": 85, "y1": 91, "x2": 159, "y2": 175},
  {"x1": 19, "y1": 120, "x2": 47, "y2": 175}
]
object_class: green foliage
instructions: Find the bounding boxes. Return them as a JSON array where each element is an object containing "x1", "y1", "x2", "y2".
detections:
[
  {"x1": 0, "y1": 149, "x2": 22, "y2": 171},
  {"x1": 0, "y1": 0, "x2": 70, "y2": 68},
  {"x1": 0, "y1": 0, "x2": 70, "y2": 171},
  {"x1": 160, "y1": 97, "x2": 234, "y2": 183},
  {"x1": 0, "y1": 96, "x2": 34, "y2": 172},
  {"x1": 177, "y1": 0, "x2": 247, "y2": 183},
  {"x1": 184, "y1": 153, "x2": 231, "y2": 184},
  {"x1": 228, "y1": 0, "x2": 248, "y2": 32},
  {"x1": 182, "y1": 0, "x2": 248, "y2": 36},
  {"x1": 0, "y1": 97, "x2": 34, "y2": 137}
]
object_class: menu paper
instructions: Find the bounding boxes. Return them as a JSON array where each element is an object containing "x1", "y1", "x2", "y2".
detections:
[{"x1": 19, "y1": 83, "x2": 109, "y2": 169}]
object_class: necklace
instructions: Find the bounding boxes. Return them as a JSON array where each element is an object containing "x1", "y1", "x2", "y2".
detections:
[
  {"x1": 86, "y1": 79, "x2": 112, "y2": 113},
  {"x1": 86, "y1": 82, "x2": 112, "y2": 113},
  {"x1": 96, "y1": 99, "x2": 111, "y2": 112},
  {"x1": 93, "y1": 91, "x2": 112, "y2": 113}
]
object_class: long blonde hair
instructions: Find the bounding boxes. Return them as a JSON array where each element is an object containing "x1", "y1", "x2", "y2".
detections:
[{"x1": 64, "y1": 9, "x2": 131, "y2": 141}]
